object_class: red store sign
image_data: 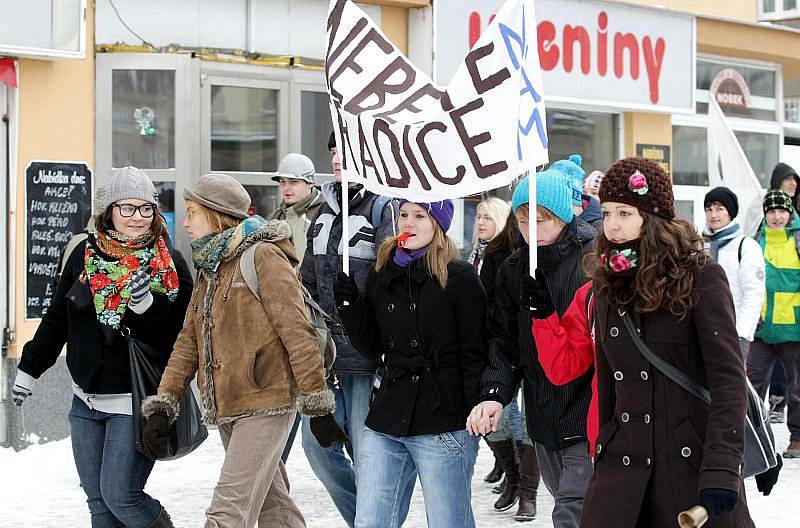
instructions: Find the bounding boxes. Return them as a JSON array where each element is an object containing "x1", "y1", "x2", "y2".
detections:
[{"x1": 434, "y1": 0, "x2": 696, "y2": 113}]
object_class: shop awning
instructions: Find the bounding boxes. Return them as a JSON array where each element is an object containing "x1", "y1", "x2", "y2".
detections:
[
  {"x1": 0, "y1": 58, "x2": 17, "y2": 87},
  {"x1": 698, "y1": 16, "x2": 800, "y2": 80}
]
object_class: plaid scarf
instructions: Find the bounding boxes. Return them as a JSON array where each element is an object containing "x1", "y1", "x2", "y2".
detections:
[{"x1": 191, "y1": 215, "x2": 270, "y2": 272}]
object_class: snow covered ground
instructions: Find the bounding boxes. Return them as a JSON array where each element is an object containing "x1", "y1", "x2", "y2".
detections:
[{"x1": 1, "y1": 424, "x2": 795, "y2": 527}]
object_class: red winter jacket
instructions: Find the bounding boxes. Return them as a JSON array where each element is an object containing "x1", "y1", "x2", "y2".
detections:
[{"x1": 531, "y1": 281, "x2": 599, "y2": 455}]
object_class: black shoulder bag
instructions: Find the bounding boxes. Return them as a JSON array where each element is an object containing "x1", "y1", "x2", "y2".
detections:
[
  {"x1": 126, "y1": 327, "x2": 208, "y2": 461},
  {"x1": 620, "y1": 312, "x2": 777, "y2": 478}
]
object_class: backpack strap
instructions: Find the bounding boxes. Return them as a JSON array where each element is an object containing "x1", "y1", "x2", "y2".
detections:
[
  {"x1": 738, "y1": 236, "x2": 745, "y2": 265},
  {"x1": 59, "y1": 232, "x2": 89, "y2": 275},
  {"x1": 240, "y1": 243, "x2": 262, "y2": 302},
  {"x1": 370, "y1": 195, "x2": 391, "y2": 229}
]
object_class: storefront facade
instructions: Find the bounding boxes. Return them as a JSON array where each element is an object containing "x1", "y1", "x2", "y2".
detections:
[{"x1": 1, "y1": 0, "x2": 416, "y2": 448}]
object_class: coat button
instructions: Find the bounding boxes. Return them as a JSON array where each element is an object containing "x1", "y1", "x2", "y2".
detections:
[
  {"x1": 410, "y1": 339, "x2": 418, "y2": 348},
  {"x1": 610, "y1": 326, "x2": 619, "y2": 337},
  {"x1": 411, "y1": 375, "x2": 419, "y2": 383},
  {"x1": 410, "y1": 302, "x2": 416, "y2": 311},
  {"x1": 596, "y1": 444, "x2": 602, "y2": 454},
  {"x1": 645, "y1": 457, "x2": 652, "y2": 466},
  {"x1": 621, "y1": 412, "x2": 630, "y2": 423},
  {"x1": 614, "y1": 371, "x2": 624, "y2": 381},
  {"x1": 622, "y1": 456, "x2": 630, "y2": 466},
  {"x1": 640, "y1": 371, "x2": 649, "y2": 381},
  {"x1": 387, "y1": 303, "x2": 394, "y2": 312},
  {"x1": 681, "y1": 447, "x2": 692, "y2": 458},
  {"x1": 644, "y1": 413, "x2": 651, "y2": 424}
]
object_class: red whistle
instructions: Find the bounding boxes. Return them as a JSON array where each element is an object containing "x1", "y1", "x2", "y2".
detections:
[{"x1": 397, "y1": 232, "x2": 415, "y2": 249}]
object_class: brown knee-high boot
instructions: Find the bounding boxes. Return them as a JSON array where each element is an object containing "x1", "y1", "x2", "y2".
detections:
[
  {"x1": 486, "y1": 439, "x2": 520, "y2": 512},
  {"x1": 514, "y1": 444, "x2": 540, "y2": 521},
  {"x1": 483, "y1": 437, "x2": 505, "y2": 483}
]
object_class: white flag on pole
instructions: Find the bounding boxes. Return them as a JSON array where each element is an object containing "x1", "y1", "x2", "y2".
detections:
[
  {"x1": 707, "y1": 95, "x2": 765, "y2": 236},
  {"x1": 325, "y1": 0, "x2": 549, "y2": 202}
]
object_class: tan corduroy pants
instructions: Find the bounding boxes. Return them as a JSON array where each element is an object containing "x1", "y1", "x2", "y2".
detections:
[{"x1": 205, "y1": 411, "x2": 305, "y2": 528}]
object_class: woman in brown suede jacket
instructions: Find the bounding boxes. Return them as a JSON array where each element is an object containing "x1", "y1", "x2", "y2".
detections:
[{"x1": 141, "y1": 173, "x2": 345, "y2": 528}]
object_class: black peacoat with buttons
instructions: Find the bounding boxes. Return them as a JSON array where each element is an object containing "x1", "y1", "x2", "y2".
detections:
[
  {"x1": 338, "y1": 254, "x2": 487, "y2": 437},
  {"x1": 580, "y1": 262, "x2": 754, "y2": 528}
]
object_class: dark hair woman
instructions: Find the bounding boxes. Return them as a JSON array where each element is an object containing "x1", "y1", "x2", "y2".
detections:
[
  {"x1": 13, "y1": 167, "x2": 193, "y2": 527},
  {"x1": 527, "y1": 157, "x2": 756, "y2": 528}
]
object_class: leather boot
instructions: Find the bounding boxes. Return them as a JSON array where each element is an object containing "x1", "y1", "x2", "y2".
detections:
[
  {"x1": 515, "y1": 443, "x2": 540, "y2": 522},
  {"x1": 484, "y1": 438, "x2": 505, "y2": 483},
  {"x1": 145, "y1": 507, "x2": 175, "y2": 528},
  {"x1": 487, "y1": 439, "x2": 520, "y2": 512}
]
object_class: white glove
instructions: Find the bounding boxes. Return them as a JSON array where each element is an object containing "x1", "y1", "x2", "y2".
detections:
[{"x1": 12, "y1": 370, "x2": 36, "y2": 406}]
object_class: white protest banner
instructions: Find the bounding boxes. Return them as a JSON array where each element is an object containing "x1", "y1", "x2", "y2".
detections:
[
  {"x1": 707, "y1": 96, "x2": 765, "y2": 236},
  {"x1": 325, "y1": 0, "x2": 549, "y2": 203}
]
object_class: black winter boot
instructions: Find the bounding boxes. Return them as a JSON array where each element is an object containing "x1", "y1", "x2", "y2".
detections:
[
  {"x1": 484, "y1": 437, "x2": 505, "y2": 483},
  {"x1": 514, "y1": 444, "x2": 540, "y2": 522},
  {"x1": 487, "y1": 439, "x2": 520, "y2": 512},
  {"x1": 145, "y1": 507, "x2": 175, "y2": 528}
]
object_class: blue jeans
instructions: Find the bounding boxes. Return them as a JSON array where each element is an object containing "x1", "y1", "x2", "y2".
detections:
[
  {"x1": 354, "y1": 427, "x2": 478, "y2": 528},
  {"x1": 68, "y1": 396, "x2": 162, "y2": 528},
  {"x1": 301, "y1": 373, "x2": 372, "y2": 527}
]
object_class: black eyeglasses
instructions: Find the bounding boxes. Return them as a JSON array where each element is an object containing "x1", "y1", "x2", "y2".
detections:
[{"x1": 113, "y1": 203, "x2": 156, "y2": 218}]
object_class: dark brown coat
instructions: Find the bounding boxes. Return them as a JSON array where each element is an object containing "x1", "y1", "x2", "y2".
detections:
[{"x1": 580, "y1": 262, "x2": 754, "y2": 528}]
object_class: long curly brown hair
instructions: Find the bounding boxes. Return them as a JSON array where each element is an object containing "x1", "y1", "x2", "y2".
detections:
[{"x1": 585, "y1": 212, "x2": 709, "y2": 318}]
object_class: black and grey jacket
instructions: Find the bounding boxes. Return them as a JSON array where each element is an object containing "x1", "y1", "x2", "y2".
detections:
[
  {"x1": 480, "y1": 218, "x2": 595, "y2": 451},
  {"x1": 300, "y1": 182, "x2": 398, "y2": 375}
]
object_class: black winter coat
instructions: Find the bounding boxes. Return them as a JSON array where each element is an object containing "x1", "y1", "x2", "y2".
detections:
[
  {"x1": 301, "y1": 183, "x2": 397, "y2": 375},
  {"x1": 19, "y1": 237, "x2": 193, "y2": 394},
  {"x1": 479, "y1": 246, "x2": 512, "y2": 315},
  {"x1": 480, "y1": 218, "x2": 595, "y2": 451},
  {"x1": 339, "y1": 255, "x2": 488, "y2": 436}
]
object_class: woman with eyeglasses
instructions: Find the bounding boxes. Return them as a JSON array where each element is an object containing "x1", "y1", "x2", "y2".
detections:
[{"x1": 13, "y1": 167, "x2": 193, "y2": 528}]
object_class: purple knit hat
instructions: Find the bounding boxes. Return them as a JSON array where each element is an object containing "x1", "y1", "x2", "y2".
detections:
[{"x1": 398, "y1": 199, "x2": 455, "y2": 232}]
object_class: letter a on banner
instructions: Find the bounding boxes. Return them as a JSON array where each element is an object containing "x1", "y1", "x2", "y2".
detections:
[{"x1": 326, "y1": 0, "x2": 549, "y2": 273}]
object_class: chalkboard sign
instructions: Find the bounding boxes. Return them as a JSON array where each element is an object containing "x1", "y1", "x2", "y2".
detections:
[{"x1": 26, "y1": 161, "x2": 92, "y2": 319}]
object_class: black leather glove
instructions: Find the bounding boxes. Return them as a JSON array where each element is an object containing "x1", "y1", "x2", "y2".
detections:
[
  {"x1": 142, "y1": 412, "x2": 171, "y2": 460},
  {"x1": 519, "y1": 269, "x2": 555, "y2": 319},
  {"x1": 310, "y1": 413, "x2": 349, "y2": 448},
  {"x1": 334, "y1": 271, "x2": 359, "y2": 308},
  {"x1": 699, "y1": 487, "x2": 738, "y2": 518},
  {"x1": 755, "y1": 454, "x2": 782, "y2": 496}
]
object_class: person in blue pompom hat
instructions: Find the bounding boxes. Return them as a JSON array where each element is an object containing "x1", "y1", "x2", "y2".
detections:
[
  {"x1": 536, "y1": 154, "x2": 602, "y2": 233},
  {"x1": 470, "y1": 171, "x2": 596, "y2": 524},
  {"x1": 333, "y1": 198, "x2": 488, "y2": 527}
]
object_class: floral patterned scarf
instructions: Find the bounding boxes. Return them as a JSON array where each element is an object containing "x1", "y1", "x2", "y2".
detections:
[{"x1": 80, "y1": 229, "x2": 179, "y2": 329}]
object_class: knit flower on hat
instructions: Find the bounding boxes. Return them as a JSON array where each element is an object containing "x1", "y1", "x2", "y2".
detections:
[
  {"x1": 601, "y1": 248, "x2": 639, "y2": 273},
  {"x1": 628, "y1": 170, "x2": 649, "y2": 196}
]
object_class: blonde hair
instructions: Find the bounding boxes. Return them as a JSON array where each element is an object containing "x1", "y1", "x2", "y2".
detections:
[
  {"x1": 376, "y1": 222, "x2": 460, "y2": 289},
  {"x1": 473, "y1": 197, "x2": 511, "y2": 247},
  {"x1": 187, "y1": 200, "x2": 240, "y2": 233}
]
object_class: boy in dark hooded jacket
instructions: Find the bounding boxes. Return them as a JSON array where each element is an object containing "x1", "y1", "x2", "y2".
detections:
[{"x1": 468, "y1": 171, "x2": 595, "y2": 528}]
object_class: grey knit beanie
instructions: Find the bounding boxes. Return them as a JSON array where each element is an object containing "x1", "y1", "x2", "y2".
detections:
[
  {"x1": 99, "y1": 166, "x2": 158, "y2": 210},
  {"x1": 184, "y1": 173, "x2": 251, "y2": 219}
]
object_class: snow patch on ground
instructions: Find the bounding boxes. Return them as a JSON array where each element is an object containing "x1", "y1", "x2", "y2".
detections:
[{"x1": 1, "y1": 425, "x2": 795, "y2": 526}]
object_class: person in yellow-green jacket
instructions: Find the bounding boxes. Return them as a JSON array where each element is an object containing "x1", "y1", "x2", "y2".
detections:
[{"x1": 748, "y1": 189, "x2": 800, "y2": 459}]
